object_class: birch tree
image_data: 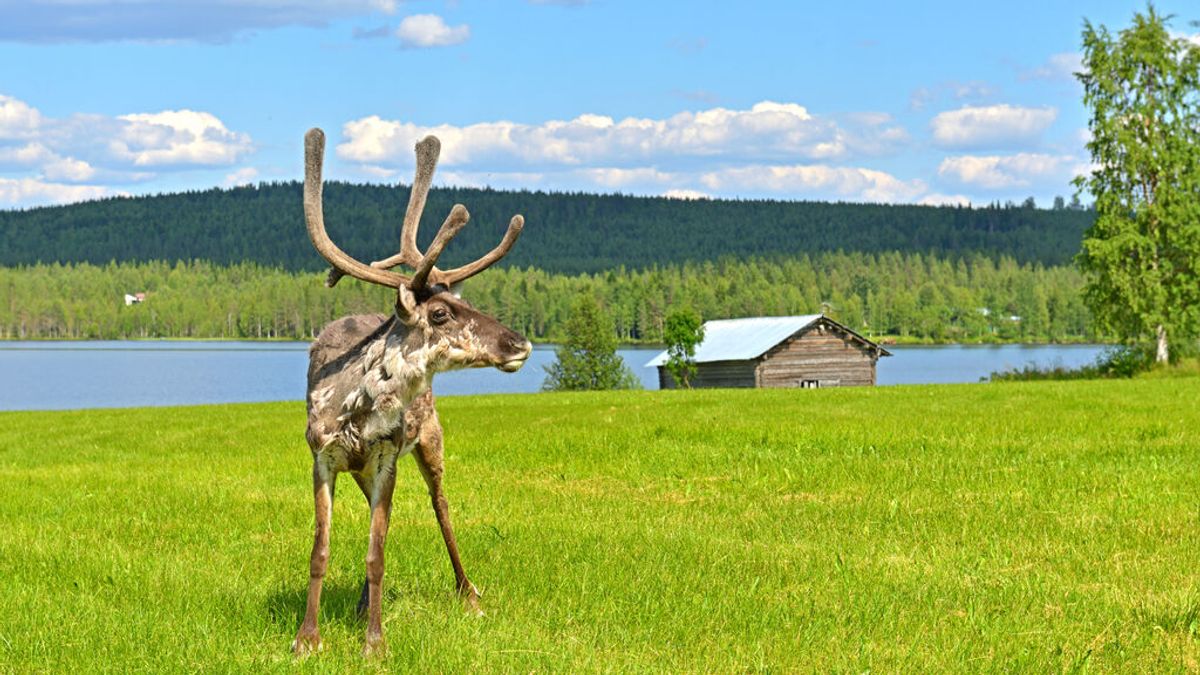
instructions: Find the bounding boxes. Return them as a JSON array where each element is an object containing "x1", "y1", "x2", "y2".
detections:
[{"x1": 1075, "y1": 6, "x2": 1200, "y2": 363}]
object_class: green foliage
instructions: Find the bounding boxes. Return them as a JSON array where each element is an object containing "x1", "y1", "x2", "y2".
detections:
[
  {"x1": 1075, "y1": 7, "x2": 1200, "y2": 362},
  {"x1": 662, "y1": 307, "x2": 704, "y2": 388},
  {"x1": 543, "y1": 294, "x2": 639, "y2": 391},
  {"x1": 0, "y1": 252, "x2": 1097, "y2": 343},
  {"x1": 1099, "y1": 343, "x2": 1157, "y2": 377},
  {"x1": 0, "y1": 182, "x2": 1096, "y2": 274},
  {"x1": 989, "y1": 338, "x2": 1200, "y2": 381},
  {"x1": 2, "y1": 380, "x2": 1200, "y2": 670},
  {"x1": 990, "y1": 344, "x2": 1155, "y2": 381}
]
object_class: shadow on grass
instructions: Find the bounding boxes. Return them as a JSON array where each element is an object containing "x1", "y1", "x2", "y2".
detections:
[{"x1": 265, "y1": 578, "x2": 365, "y2": 631}]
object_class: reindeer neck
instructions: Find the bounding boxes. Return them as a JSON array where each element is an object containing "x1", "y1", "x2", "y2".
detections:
[
  {"x1": 368, "y1": 320, "x2": 434, "y2": 404},
  {"x1": 336, "y1": 318, "x2": 435, "y2": 447}
]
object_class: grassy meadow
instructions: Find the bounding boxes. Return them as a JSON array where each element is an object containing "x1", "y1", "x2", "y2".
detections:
[{"x1": 0, "y1": 379, "x2": 1198, "y2": 671}]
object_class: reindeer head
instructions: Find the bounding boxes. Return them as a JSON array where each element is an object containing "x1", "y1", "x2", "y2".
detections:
[{"x1": 303, "y1": 128, "x2": 532, "y2": 376}]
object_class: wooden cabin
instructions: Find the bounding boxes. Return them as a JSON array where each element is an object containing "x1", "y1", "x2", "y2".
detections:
[{"x1": 647, "y1": 315, "x2": 891, "y2": 389}]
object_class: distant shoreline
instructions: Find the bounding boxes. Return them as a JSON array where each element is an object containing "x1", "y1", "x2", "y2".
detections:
[{"x1": 0, "y1": 336, "x2": 1114, "y2": 348}]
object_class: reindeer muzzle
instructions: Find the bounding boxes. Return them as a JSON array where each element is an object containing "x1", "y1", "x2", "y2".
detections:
[{"x1": 498, "y1": 340, "x2": 533, "y2": 373}]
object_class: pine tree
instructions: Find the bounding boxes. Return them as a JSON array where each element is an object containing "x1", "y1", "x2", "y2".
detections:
[{"x1": 543, "y1": 294, "x2": 640, "y2": 391}]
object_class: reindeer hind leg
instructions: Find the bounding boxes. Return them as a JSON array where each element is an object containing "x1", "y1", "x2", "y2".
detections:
[
  {"x1": 350, "y1": 472, "x2": 374, "y2": 620},
  {"x1": 412, "y1": 428, "x2": 483, "y2": 616}
]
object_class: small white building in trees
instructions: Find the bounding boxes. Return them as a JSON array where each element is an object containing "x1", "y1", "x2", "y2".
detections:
[{"x1": 646, "y1": 315, "x2": 891, "y2": 389}]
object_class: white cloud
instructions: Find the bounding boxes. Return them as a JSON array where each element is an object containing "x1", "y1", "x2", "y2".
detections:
[
  {"x1": 224, "y1": 166, "x2": 259, "y2": 186},
  {"x1": 1020, "y1": 52, "x2": 1082, "y2": 82},
  {"x1": 0, "y1": 1, "x2": 397, "y2": 43},
  {"x1": 700, "y1": 165, "x2": 927, "y2": 203},
  {"x1": 0, "y1": 142, "x2": 54, "y2": 167},
  {"x1": 930, "y1": 104, "x2": 1057, "y2": 149},
  {"x1": 332, "y1": 101, "x2": 935, "y2": 203},
  {"x1": 0, "y1": 92, "x2": 254, "y2": 206},
  {"x1": 337, "y1": 101, "x2": 906, "y2": 171},
  {"x1": 918, "y1": 193, "x2": 972, "y2": 207},
  {"x1": 0, "y1": 95, "x2": 42, "y2": 138},
  {"x1": 357, "y1": 165, "x2": 399, "y2": 180},
  {"x1": 1171, "y1": 31, "x2": 1200, "y2": 47},
  {"x1": 434, "y1": 170, "x2": 546, "y2": 190},
  {"x1": 663, "y1": 189, "x2": 711, "y2": 200},
  {"x1": 42, "y1": 156, "x2": 97, "y2": 182},
  {"x1": 396, "y1": 14, "x2": 470, "y2": 48},
  {"x1": 0, "y1": 177, "x2": 108, "y2": 206},
  {"x1": 113, "y1": 110, "x2": 252, "y2": 166},
  {"x1": 0, "y1": 139, "x2": 96, "y2": 183},
  {"x1": 938, "y1": 153, "x2": 1077, "y2": 190},
  {"x1": 578, "y1": 167, "x2": 675, "y2": 188}
]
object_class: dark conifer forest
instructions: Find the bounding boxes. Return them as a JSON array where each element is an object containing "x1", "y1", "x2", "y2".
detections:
[{"x1": 0, "y1": 182, "x2": 1093, "y2": 273}]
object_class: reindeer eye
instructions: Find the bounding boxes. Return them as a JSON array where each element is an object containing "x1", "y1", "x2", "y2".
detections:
[{"x1": 430, "y1": 308, "x2": 452, "y2": 325}]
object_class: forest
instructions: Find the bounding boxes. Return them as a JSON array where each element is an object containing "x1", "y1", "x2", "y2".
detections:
[
  {"x1": 0, "y1": 182, "x2": 1093, "y2": 274},
  {"x1": 0, "y1": 252, "x2": 1092, "y2": 343}
]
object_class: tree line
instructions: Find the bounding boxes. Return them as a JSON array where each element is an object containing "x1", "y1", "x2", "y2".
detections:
[
  {"x1": 0, "y1": 182, "x2": 1094, "y2": 275},
  {"x1": 0, "y1": 252, "x2": 1094, "y2": 343}
]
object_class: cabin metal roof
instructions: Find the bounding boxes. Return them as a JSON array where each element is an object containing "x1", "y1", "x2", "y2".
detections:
[{"x1": 645, "y1": 314, "x2": 824, "y2": 367}]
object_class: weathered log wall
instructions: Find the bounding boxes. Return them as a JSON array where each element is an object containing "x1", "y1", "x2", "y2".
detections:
[
  {"x1": 658, "y1": 360, "x2": 758, "y2": 389},
  {"x1": 757, "y1": 323, "x2": 877, "y2": 388}
]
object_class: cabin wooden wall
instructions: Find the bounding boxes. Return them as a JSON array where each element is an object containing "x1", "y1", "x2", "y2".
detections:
[
  {"x1": 658, "y1": 360, "x2": 758, "y2": 389},
  {"x1": 756, "y1": 323, "x2": 878, "y2": 388}
]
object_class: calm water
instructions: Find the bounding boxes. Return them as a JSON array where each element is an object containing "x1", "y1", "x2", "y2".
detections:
[{"x1": 0, "y1": 341, "x2": 1108, "y2": 411}]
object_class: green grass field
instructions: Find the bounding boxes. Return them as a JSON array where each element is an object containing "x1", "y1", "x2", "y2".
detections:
[{"x1": 1, "y1": 379, "x2": 1198, "y2": 672}]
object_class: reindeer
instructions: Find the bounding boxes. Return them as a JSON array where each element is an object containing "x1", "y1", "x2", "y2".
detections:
[{"x1": 292, "y1": 128, "x2": 532, "y2": 657}]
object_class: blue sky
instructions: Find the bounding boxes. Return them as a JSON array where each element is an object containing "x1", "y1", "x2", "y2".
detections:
[{"x1": 0, "y1": 0, "x2": 1196, "y2": 208}]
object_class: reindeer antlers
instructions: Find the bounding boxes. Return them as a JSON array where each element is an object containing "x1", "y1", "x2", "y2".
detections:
[
  {"x1": 305, "y1": 129, "x2": 409, "y2": 288},
  {"x1": 400, "y1": 136, "x2": 441, "y2": 267},
  {"x1": 304, "y1": 127, "x2": 524, "y2": 291}
]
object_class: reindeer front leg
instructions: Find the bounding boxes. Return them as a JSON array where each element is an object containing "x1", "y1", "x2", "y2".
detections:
[
  {"x1": 363, "y1": 461, "x2": 397, "y2": 657},
  {"x1": 293, "y1": 460, "x2": 335, "y2": 655},
  {"x1": 413, "y1": 428, "x2": 483, "y2": 616}
]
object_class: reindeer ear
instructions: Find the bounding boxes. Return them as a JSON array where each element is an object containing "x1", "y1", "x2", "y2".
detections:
[
  {"x1": 395, "y1": 285, "x2": 419, "y2": 325},
  {"x1": 449, "y1": 281, "x2": 465, "y2": 298}
]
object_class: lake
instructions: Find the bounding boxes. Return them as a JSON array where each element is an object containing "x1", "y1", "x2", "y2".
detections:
[{"x1": 0, "y1": 341, "x2": 1109, "y2": 412}]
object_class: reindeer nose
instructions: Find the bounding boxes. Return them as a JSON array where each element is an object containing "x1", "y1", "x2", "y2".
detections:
[{"x1": 510, "y1": 335, "x2": 532, "y2": 358}]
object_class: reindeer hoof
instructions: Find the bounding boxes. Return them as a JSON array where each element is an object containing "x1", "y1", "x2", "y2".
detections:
[
  {"x1": 460, "y1": 582, "x2": 484, "y2": 617},
  {"x1": 291, "y1": 629, "x2": 322, "y2": 656},
  {"x1": 362, "y1": 633, "x2": 388, "y2": 658}
]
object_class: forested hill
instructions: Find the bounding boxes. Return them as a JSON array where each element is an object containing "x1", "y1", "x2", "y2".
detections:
[{"x1": 0, "y1": 182, "x2": 1093, "y2": 274}]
